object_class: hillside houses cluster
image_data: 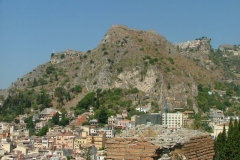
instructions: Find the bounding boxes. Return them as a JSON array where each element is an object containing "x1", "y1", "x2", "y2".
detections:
[
  {"x1": 0, "y1": 100, "x2": 236, "y2": 159},
  {"x1": 0, "y1": 122, "x2": 107, "y2": 159},
  {"x1": 219, "y1": 44, "x2": 240, "y2": 55},
  {"x1": 0, "y1": 104, "x2": 199, "y2": 160}
]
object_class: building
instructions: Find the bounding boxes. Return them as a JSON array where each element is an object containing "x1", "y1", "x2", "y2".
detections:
[
  {"x1": 219, "y1": 44, "x2": 234, "y2": 52},
  {"x1": 74, "y1": 136, "x2": 87, "y2": 149},
  {"x1": 121, "y1": 110, "x2": 128, "y2": 119},
  {"x1": 108, "y1": 116, "x2": 116, "y2": 126},
  {"x1": 35, "y1": 120, "x2": 48, "y2": 132},
  {"x1": 209, "y1": 107, "x2": 224, "y2": 124},
  {"x1": 52, "y1": 149, "x2": 73, "y2": 158},
  {"x1": 33, "y1": 138, "x2": 42, "y2": 150},
  {"x1": 162, "y1": 112, "x2": 183, "y2": 128},
  {"x1": 135, "y1": 113, "x2": 162, "y2": 126},
  {"x1": 182, "y1": 110, "x2": 194, "y2": 128},
  {"x1": 89, "y1": 128, "x2": 114, "y2": 139},
  {"x1": 86, "y1": 131, "x2": 106, "y2": 150},
  {"x1": 89, "y1": 119, "x2": 98, "y2": 126},
  {"x1": 116, "y1": 119, "x2": 130, "y2": 129},
  {"x1": 213, "y1": 123, "x2": 229, "y2": 138},
  {"x1": 38, "y1": 108, "x2": 62, "y2": 121},
  {"x1": 74, "y1": 115, "x2": 88, "y2": 126},
  {"x1": 55, "y1": 132, "x2": 75, "y2": 149},
  {"x1": 136, "y1": 104, "x2": 151, "y2": 113}
]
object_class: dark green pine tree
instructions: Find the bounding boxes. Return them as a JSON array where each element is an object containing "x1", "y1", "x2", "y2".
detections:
[
  {"x1": 231, "y1": 119, "x2": 239, "y2": 159},
  {"x1": 52, "y1": 112, "x2": 59, "y2": 125},
  {"x1": 98, "y1": 106, "x2": 108, "y2": 124},
  {"x1": 214, "y1": 124, "x2": 227, "y2": 160},
  {"x1": 226, "y1": 118, "x2": 234, "y2": 159},
  {"x1": 231, "y1": 119, "x2": 240, "y2": 160},
  {"x1": 214, "y1": 132, "x2": 222, "y2": 160}
]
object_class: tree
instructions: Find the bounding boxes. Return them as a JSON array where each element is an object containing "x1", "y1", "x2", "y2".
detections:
[
  {"x1": 214, "y1": 119, "x2": 240, "y2": 159},
  {"x1": 77, "y1": 92, "x2": 95, "y2": 110},
  {"x1": 95, "y1": 89, "x2": 102, "y2": 110},
  {"x1": 37, "y1": 125, "x2": 48, "y2": 136},
  {"x1": 59, "y1": 113, "x2": 69, "y2": 126},
  {"x1": 55, "y1": 87, "x2": 66, "y2": 105},
  {"x1": 96, "y1": 106, "x2": 108, "y2": 124},
  {"x1": 46, "y1": 66, "x2": 55, "y2": 75},
  {"x1": 37, "y1": 89, "x2": 51, "y2": 108},
  {"x1": 214, "y1": 124, "x2": 227, "y2": 160},
  {"x1": 52, "y1": 112, "x2": 59, "y2": 125},
  {"x1": 74, "y1": 85, "x2": 82, "y2": 93},
  {"x1": 60, "y1": 54, "x2": 65, "y2": 59},
  {"x1": 38, "y1": 78, "x2": 48, "y2": 85},
  {"x1": 32, "y1": 78, "x2": 38, "y2": 87}
]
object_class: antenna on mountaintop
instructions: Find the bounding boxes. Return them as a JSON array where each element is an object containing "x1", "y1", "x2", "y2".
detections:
[{"x1": 53, "y1": 50, "x2": 55, "y2": 54}]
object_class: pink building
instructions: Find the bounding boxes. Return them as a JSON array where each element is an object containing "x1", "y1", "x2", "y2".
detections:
[
  {"x1": 117, "y1": 119, "x2": 130, "y2": 129},
  {"x1": 55, "y1": 132, "x2": 75, "y2": 149}
]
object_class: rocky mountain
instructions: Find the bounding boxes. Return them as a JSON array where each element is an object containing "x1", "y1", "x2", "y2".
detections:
[{"x1": 1, "y1": 25, "x2": 233, "y2": 113}]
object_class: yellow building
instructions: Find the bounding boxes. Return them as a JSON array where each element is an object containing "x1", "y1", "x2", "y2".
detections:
[
  {"x1": 86, "y1": 131, "x2": 106, "y2": 150},
  {"x1": 74, "y1": 136, "x2": 87, "y2": 149},
  {"x1": 2, "y1": 143, "x2": 13, "y2": 153}
]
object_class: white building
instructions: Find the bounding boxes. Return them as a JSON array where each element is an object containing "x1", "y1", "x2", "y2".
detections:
[
  {"x1": 90, "y1": 128, "x2": 114, "y2": 139},
  {"x1": 162, "y1": 112, "x2": 183, "y2": 128},
  {"x1": 136, "y1": 103, "x2": 151, "y2": 113}
]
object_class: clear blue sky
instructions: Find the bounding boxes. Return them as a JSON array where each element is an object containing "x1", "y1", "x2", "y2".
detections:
[{"x1": 1, "y1": 0, "x2": 240, "y2": 89}]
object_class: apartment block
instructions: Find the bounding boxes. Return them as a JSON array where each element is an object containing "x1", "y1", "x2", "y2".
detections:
[{"x1": 162, "y1": 112, "x2": 183, "y2": 128}]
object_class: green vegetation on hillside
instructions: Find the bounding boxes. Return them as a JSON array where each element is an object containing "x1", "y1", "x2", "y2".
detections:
[
  {"x1": 209, "y1": 50, "x2": 240, "y2": 75},
  {"x1": 0, "y1": 89, "x2": 37, "y2": 122},
  {"x1": 72, "y1": 87, "x2": 142, "y2": 124},
  {"x1": 196, "y1": 82, "x2": 240, "y2": 115}
]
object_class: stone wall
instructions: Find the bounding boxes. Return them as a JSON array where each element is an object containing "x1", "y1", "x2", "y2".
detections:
[
  {"x1": 106, "y1": 137, "x2": 161, "y2": 160},
  {"x1": 106, "y1": 135, "x2": 215, "y2": 160},
  {"x1": 181, "y1": 135, "x2": 214, "y2": 160}
]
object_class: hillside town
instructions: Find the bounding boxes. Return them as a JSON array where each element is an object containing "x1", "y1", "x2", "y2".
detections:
[{"x1": 0, "y1": 100, "x2": 235, "y2": 160}]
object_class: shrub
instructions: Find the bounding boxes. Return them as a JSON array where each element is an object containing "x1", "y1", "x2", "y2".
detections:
[
  {"x1": 46, "y1": 66, "x2": 55, "y2": 74},
  {"x1": 167, "y1": 83, "x2": 171, "y2": 89},
  {"x1": 60, "y1": 54, "x2": 65, "y2": 59},
  {"x1": 167, "y1": 57, "x2": 174, "y2": 64},
  {"x1": 74, "y1": 85, "x2": 82, "y2": 93},
  {"x1": 149, "y1": 59, "x2": 155, "y2": 65}
]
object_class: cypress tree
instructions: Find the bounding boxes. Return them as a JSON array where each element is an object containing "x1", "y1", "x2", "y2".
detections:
[
  {"x1": 232, "y1": 119, "x2": 240, "y2": 160},
  {"x1": 226, "y1": 118, "x2": 234, "y2": 158}
]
